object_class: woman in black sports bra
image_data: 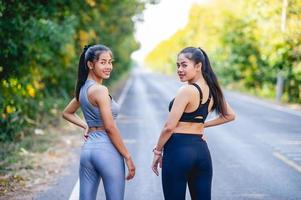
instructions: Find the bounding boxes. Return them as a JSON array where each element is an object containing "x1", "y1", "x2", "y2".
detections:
[{"x1": 151, "y1": 47, "x2": 235, "y2": 200}]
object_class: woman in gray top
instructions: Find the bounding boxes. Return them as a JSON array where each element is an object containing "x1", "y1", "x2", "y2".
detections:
[{"x1": 63, "y1": 44, "x2": 135, "y2": 200}]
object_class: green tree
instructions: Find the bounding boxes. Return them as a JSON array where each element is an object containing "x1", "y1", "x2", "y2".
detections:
[
  {"x1": 0, "y1": 0, "x2": 155, "y2": 141},
  {"x1": 145, "y1": 0, "x2": 301, "y2": 103}
]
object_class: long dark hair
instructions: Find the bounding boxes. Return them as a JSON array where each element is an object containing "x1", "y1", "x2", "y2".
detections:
[
  {"x1": 75, "y1": 44, "x2": 112, "y2": 101},
  {"x1": 178, "y1": 47, "x2": 227, "y2": 117}
]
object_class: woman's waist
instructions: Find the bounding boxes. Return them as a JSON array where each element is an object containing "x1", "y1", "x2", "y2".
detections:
[
  {"x1": 88, "y1": 126, "x2": 105, "y2": 133},
  {"x1": 85, "y1": 130, "x2": 111, "y2": 142},
  {"x1": 173, "y1": 122, "x2": 204, "y2": 135}
]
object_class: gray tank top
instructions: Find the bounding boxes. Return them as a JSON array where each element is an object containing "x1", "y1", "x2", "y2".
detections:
[{"x1": 79, "y1": 79, "x2": 119, "y2": 128}]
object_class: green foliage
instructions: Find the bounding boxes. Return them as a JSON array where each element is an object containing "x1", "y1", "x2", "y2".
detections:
[
  {"x1": 145, "y1": 0, "x2": 301, "y2": 103},
  {"x1": 0, "y1": 0, "x2": 153, "y2": 141}
]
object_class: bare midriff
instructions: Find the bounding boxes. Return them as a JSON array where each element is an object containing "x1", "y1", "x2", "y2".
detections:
[
  {"x1": 173, "y1": 122, "x2": 204, "y2": 135},
  {"x1": 88, "y1": 126, "x2": 106, "y2": 132}
]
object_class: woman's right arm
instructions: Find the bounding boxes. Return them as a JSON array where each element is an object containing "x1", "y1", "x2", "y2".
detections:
[
  {"x1": 93, "y1": 85, "x2": 135, "y2": 180},
  {"x1": 204, "y1": 101, "x2": 235, "y2": 128},
  {"x1": 62, "y1": 98, "x2": 88, "y2": 130}
]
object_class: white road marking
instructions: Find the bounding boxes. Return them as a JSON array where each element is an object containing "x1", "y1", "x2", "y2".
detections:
[
  {"x1": 68, "y1": 180, "x2": 80, "y2": 200},
  {"x1": 117, "y1": 78, "x2": 133, "y2": 106},
  {"x1": 273, "y1": 152, "x2": 301, "y2": 173},
  {"x1": 123, "y1": 139, "x2": 137, "y2": 144},
  {"x1": 68, "y1": 77, "x2": 133, "y2": 200},
  {"x1": 228, "y1": 91, "x2": 301, "y2": 117}
]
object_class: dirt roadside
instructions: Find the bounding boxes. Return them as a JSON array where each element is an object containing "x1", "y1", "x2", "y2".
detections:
[{"x1": 0, "y1": 124, "x2": 82, "y2": 200}]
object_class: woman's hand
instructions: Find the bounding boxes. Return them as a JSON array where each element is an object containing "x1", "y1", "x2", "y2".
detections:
[
  {"x1": 125, "y1": 157, "x2": 135, "y2": 180},
  {"x1": 83, "y1": 127, "x2": 89, "y2": 141},
  {"x1": 151, "y1": 154, "x2": 162, "y2": 176}
]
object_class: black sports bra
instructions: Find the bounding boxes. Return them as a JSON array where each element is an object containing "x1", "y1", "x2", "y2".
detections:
[{"x1": 168, "y1": 83, "x2": 211, "y2": 123}]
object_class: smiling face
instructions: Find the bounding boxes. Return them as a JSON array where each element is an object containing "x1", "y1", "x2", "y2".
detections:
[
  {"x1": 176, "y1": 53, "x2": 201, "y2": 82},
  {"x1": 88, "y1": 51, "x2": 113, "y2": 80}
]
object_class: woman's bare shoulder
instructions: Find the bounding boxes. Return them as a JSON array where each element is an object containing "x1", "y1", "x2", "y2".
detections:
[
  {"x1": 176, "y1": 84, "x2": 198, "y2": 96},
  {"x1": 88, "y1": 84, "x2": 109, "y2": 97},
  {"x1": 174, "y1": 84, "x2": 197, "y2": 101}
]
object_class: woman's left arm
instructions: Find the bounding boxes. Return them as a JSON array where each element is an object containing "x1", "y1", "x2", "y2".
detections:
[
  {"x1": 62, "y1": 98, "x2": 87, "y2": 130},
  {"x1": 152, "y1": 86, "x2": 192, "y2": 175},
  {"x1": 154, "y1": 86, "x2": 192, "y2": 151},
  {"x1": 204, "y1": 101, "x2": 235, "y2": 128}
]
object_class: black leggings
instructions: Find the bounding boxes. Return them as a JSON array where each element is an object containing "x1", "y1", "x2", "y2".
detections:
[{"x1": 162, "y1": 133, "x2": 212, "y2": 200}]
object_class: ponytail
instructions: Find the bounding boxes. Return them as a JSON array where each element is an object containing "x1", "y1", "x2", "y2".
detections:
[
  {"x1": 75, "y1": 47, "x2": 89, "y2": 101},
  {"x1": 199, "y1": 48, "x2": 227, "y2": 117}
]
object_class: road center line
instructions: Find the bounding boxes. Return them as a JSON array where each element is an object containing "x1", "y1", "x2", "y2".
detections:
[
  {"x1": 117, "y1": 78, "x2": 133, "y2": 106},
  {"x1": 273, "y1": 152, "x2": 301, "y2": 173}
]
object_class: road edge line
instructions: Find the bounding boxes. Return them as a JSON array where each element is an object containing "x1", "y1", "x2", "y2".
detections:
[{"x1": 227, "y1": 90, "x2": 301, "y2": 117}]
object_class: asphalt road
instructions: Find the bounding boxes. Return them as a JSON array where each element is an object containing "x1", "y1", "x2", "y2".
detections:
[{"x1": 35, "y1": 67, "x2": 301, "y2": 200}]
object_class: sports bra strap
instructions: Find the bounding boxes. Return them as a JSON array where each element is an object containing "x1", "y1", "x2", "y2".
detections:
[{"x1": 191, "y1": 83, "x2": 203, "y2": 102}]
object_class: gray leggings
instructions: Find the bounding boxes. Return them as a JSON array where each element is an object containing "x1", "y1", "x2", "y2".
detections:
[{"x1": 79, "y1": 131, "x2": 125, "y2": 200}]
